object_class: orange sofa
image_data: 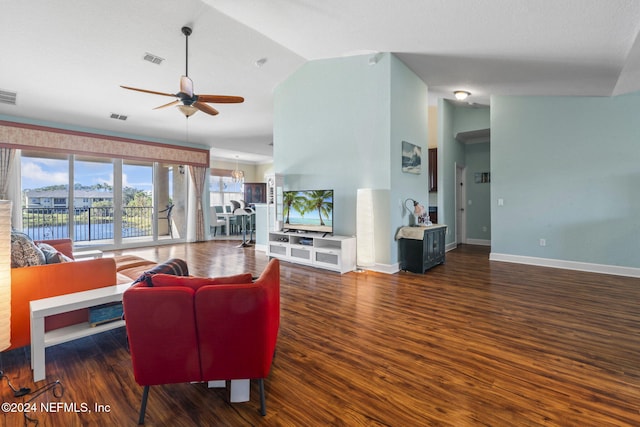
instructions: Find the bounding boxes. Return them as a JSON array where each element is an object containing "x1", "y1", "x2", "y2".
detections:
[{"x1": 9, "y1": 239, "x2": 157, "y2": 351}]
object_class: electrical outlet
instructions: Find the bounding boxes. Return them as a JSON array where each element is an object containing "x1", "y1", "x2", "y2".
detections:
[
  {"x1": 482, "y1": 226, "x2": 487, "y2": 232},
  {"x1": 539, "y1": 238, "x2": 546, "y2": 247},
  {"x1": 498, "y1": 198, "x2": 504, "y2": 206}
]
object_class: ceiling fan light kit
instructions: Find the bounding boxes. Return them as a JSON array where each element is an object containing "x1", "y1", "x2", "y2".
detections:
[
  {"x1": 177, "y1": 104, "x2": 198, "y2": 117},
  {"x1": 121, "y1": 26, "x2": 244, "y2": 118}
]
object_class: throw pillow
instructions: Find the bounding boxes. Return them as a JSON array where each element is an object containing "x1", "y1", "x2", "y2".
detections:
[
  {"x1": 11, "y1": 231, "x2": 46, "y2": 268},
  {"x1": 150, "y1": 273, "x2": 254, "y2": 291},
  {"x1": 36, "y1": 242, "x2": 65, "y2": 264},
  {"x1": 133, "y1": 258, "x2": 189, "y2": 286}
]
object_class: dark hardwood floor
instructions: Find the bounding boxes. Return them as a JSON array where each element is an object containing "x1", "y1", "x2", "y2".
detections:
[{"x1": 1, "y1": 242, "x2": 639, "y2": 426}]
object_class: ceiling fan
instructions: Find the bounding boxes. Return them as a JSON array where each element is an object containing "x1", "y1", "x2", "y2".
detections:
[{"x1": 121, "y1": 26, "x2": 244, "y2": 117}]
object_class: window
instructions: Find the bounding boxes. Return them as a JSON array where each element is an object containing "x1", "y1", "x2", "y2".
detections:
[
  {"x1": 122, "y1": 160, "x2": 154, "y2": 240},
  {"x1": 74, "y1": 156, "x2": 114, "y2": 243},
  {"x1": 21, "y1": 151, "x2": 69, "y2": 240},
  {"x1": 210, "y1": 173, "x2": 243, "y2": 208},
  {"x1": 20, "y1": 151, "x2": 186, "y2": 246}
]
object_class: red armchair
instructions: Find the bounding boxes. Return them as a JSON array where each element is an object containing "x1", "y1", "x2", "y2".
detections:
[{"x1": 122, "y1": 259, "x2": 280, "y2": 424}]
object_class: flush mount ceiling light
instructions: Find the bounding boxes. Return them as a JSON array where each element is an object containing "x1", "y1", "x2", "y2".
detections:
[{"x1": 454, "y1": 90, "x2": 471, "y2": 101}]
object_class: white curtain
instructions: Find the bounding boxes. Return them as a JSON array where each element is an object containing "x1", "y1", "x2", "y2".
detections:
[
  {"x1": 188, "y1": 165, "x2": 207, "y2": 242},
  {"x1": 0, "y1": 148, "x2": 20, "y2": 230}
]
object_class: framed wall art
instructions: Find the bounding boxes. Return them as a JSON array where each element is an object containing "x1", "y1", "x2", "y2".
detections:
[{"x1": 401, "y1": 141, "x2": 421, "y2": 174}]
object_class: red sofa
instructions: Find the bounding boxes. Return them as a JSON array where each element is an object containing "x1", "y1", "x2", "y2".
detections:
[{"x1": 123, "y1": 258, "x2": 280, "y2": 423}]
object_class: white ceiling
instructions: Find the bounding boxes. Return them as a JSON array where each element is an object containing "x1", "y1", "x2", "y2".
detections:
[{"x1": 2, "y1": 0, "x2": 640, "y2": 164}]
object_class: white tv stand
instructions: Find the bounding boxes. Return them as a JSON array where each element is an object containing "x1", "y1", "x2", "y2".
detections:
[{"x1": 267, "y1": 231, "x2": 356, "y2": 274}]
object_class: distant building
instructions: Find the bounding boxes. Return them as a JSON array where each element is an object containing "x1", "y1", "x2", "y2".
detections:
[{"x1": 24, "y1": 189, "x2": 113, "y2": 209}]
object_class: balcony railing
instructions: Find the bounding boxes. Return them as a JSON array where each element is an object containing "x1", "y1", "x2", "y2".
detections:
[{"x1": 22, "y1": 206, "x2": 158, "y2": 242}]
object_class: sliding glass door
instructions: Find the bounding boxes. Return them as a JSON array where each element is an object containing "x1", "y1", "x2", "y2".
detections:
[
  {"x1": 122, "y1": 160, "x2": 153, "y2": 243},
  {"x1": 73, "y1": 156, "x2": 114, "y2": 244},
  {"x1": 21, "y1": 151, "x2": 69, "y2": 240},
  {"x1": 20, "y1": 151, "x2": 187, "y2": 247}
]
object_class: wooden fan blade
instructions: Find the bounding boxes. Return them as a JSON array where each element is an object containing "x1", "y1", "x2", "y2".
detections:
[
  {"x1": 153, "y1": 100, "x2": 180, "y2": 110},
  {"x1": 196, "y1": 94, "x2": 244, "y2": 104},
  {"x1": 193, "y1": 102, "x2": 219, "y2": 116},
  {"x1": 179, "y1": 76, "x2": 193, "y2": 98},
  {"x1": 121, "y1": 85, "x2": 177, "y2": 97}
]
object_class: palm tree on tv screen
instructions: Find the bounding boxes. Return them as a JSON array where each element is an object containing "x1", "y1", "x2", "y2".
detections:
[
  {"x1": 305, "y1": 190, "x2": 333, "y2": 226},
  {"x1": 283, "y1": 191, "x2": 308, "y2": 224}
]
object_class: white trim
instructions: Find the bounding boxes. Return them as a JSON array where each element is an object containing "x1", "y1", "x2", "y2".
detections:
[
  {"x1": 254, "y1": 244, "x2": 267, "y2": 253},
  {"x1": 466, "y1": 238, "x2": 491, "y2": 246},
  {"x1": 489, "y1": 252, "x2": 640, "y2": 278},
  {"x1": 455, "y1": 163, "x2": 466, "y2": 244},
  {"x1": 359, "y1": 262, "x2": 400, "y2": 274},
  {"x1": 445, "y1": 242, "x2": 457, "y2": 252}
]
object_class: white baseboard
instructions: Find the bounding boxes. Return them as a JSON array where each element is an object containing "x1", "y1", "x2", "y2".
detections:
[
  {"x1": 357, "y1": 262, "x2": 400, "y2": 274},
  {"x1": 445, "y1": 242, "x2": 457, "y2": 252},
  {"x1": 466, "y1": 239, "x2": 491, "y2": 246},
  {"x1": 489, "y1": 252, "x2": 640, "y2": 278},
  {"x1": 254, "y1": 244, "x2": 267, "y2": 253}
]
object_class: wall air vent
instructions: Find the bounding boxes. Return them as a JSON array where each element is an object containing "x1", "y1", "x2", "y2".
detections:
[
  {"x1": 110, "y1": 113, "x2": 128, "y2": 121},
  {"x1": 0, "y1": 90, "x2": 17, "y2": 105},
  {"x1": 143, "y1": 52, "x2": 164, "y2": 65}
]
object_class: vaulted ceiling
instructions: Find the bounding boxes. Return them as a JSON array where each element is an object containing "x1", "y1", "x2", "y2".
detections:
[{"x1": 2, "y1": 0, "x2": 640, "y2": 163}]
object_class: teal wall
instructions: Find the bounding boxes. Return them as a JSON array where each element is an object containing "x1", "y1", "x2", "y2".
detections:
[
  {"x1": 453, "y1": 107, "x2": 490, "y2": 135},
  {"x1": 390, "y1": 54, "x2": 430, "y2": 256},
  {"x1": 491, "y1": 94, "x2": 640, "y2": 268},
  {"x1": 437, "y1": 99, "x2": 456, "y2": 246},
  {"x1": 274, "y1": 53, "x2": 428, "y2": 266},
  {"x1": 274, "y1": 54, "x2": 392, "y2": 237}
]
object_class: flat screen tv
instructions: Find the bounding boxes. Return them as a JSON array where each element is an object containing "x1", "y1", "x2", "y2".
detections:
[{"x1": 282, "y1": 189, "x2": 333, "y2": 235}]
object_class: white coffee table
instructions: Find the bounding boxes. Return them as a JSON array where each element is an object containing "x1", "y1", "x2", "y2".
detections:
[{"x1": 30, "y1": 284, "x2": 129, "y2": 381}]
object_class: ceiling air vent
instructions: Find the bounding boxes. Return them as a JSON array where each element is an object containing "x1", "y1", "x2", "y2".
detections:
[
  {"x1": 110, "y1": 113, "x2": 128, "y2": 121},
  {"x1": 143, "y1": 52, "x2": 164, "y2": 65},
  {"x1": 0, "y1": 90, "x2": 17, "y2": 105}
]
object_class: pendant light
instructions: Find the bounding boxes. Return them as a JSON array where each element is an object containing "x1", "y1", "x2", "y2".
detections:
[{"x1": 231, "y1": 156, "x2": 244, "y2": 183}]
